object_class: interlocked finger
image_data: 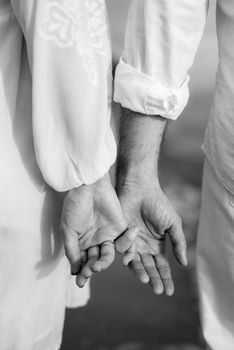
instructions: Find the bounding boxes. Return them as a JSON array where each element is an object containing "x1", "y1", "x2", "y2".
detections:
[
  {"x1": 122, "y1": 244, "x2": 136, "y2": 266},
  {"x1": 76, "y1": 246, "x2": 100, "y2": 287},
  {"x1": 81, "y1": 250, "x2": 88, "y2": 262},
  {"x1": 92, "y1": 241, "x2": 115, "y2": 272},
  {"x1": 115, "y1": 227, "x2": 139, "y2": 253}
]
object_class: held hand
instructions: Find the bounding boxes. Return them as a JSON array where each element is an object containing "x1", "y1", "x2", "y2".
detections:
[
  {"x1": 116, "y1": 181, "x2": 188, "y2": 296},
  {"x1": 61, "y1": 174, "x2": 137, "y2": 287}
]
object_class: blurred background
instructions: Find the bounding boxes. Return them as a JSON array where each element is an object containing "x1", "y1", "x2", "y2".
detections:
[{"x1": 61, "y1": 1, "x2": 218, "y2": 349}]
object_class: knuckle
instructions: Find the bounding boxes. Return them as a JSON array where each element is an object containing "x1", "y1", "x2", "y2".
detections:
[
  {"x1": 150, "y1": 277, "x2": 162, "y2": 285},
  {"x1": 146, "y1": 268, "x2": 156, "y2": 274},
  {"x1": 117, "y1": 245, "x2": 125, "y2": 254},
  {"x1": 149, "y1": 273, "x2": 160, "y2": 280},
  {"x1": 135, "y1": 266, "x2": 144, "y2": 272},
  {"x1": 163, "y1": 277, "x2": 173, "y2": 285},
  {"x1": 144, "y1": 262, "x2": 154, "y2": 268},
  {"x1": 89, "y1": 252, "x2": 99, "y2": 258},
  {"x1": 158, "y1": 265, "x2": 170, "y2": 278}
]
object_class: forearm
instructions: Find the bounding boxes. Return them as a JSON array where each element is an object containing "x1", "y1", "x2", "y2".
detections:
[
  {"x1": 116, "y1": 1, "x2": 208, "y2": 189},
  {"x1": 116, "y1": 107, "x2": 167, "y2": 190}
]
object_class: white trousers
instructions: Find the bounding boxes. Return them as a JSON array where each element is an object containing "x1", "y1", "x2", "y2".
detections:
[
  {"x1": 0, "y1": 78, "x2": 90, "y2": 349},
  {"x1": 197, "y1": 159, "x2": 234, "y2": 350}
]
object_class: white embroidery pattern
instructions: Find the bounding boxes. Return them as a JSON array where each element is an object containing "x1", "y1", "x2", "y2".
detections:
[{"x1": 40, "y1": 0, "x2": 108, "y2": 85}]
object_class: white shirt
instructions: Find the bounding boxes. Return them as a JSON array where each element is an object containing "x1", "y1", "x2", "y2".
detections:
[
  {"x1": 114, "y1": 0, "x2": 208, "y2": 120},
  {"x1": 115, "y1": 0, "x2": 234, "y2": 195}
]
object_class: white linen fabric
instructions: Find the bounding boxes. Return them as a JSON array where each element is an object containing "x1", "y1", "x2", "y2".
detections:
[
  {"x1": 115, "y1": 58, "x2": 190, "y2": 120},
  {"x1": 114, "y1": 0, "x2": 208, "y2": 120},
  {"x1": 197, "y1": 159, "x2": 234, "y2": 350},
  {"x1": 114, "y1": 0, "x2": 234, "y2": 349},
  {"x1": 202, "y1": 0, "x2": 234, "y2": 196},
  {"x1": 0, "y1": 0, "x2": 115, "y2": 348},
  {"x1": 114, "y1": 0, "x2": 234, "y2": 195},
  {"x1": 7, "y1": 0, "x2": 116, "y2": 192}
]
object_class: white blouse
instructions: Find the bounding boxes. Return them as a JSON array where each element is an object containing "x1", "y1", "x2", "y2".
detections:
[
  {"x1": 0, "y1": 1, "x2": 113, "y2": 348},
  {"x1": 0, "y1": 0, "x2": 116, "y2": 192}
]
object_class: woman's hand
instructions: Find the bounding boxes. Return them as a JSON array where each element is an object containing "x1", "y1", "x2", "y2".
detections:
[{"x1": 61, "y1": 174, "x2": 137, "y2": 287}]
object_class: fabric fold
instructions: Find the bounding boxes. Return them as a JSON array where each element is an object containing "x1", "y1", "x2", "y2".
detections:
[{"x1": 114, "y1": 58, "x2": 190, "y2": 120}]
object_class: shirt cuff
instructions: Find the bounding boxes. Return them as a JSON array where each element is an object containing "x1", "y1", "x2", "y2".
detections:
[{"x1": 114, "y1": 58, "x2": 190, "y2": 120}]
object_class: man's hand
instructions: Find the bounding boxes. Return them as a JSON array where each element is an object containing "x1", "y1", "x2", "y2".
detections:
[
  {"x1": 116, "y1": 181, "x2": 187, "y2": 296},
  {"x1": 61, "y1": 174, "x2": 137, "y2": 287}
]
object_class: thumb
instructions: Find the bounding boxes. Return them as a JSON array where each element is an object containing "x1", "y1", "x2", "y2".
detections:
[
  {"x1": 62, "y1": 222, "x2": 82, "y2": 275},
  {"x1": 122, "y1": 244, "x2": 136, "y2": 266},
  {"x1": 168, "y1": 221, "x2": 188, "y2": 267}
]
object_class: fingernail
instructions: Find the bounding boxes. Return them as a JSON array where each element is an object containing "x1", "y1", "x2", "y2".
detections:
[
  {"x1": 70, "y1": 267, "x2": 78, "y2": 276},
  {"x1": 154, "y1": 286, "x2": 163, "y2": 295},
  {"x1": 92, "y1": 264, "x2": 102, "y2": 273},
  {"x1": 122, "y1": 257, "x2": 129, "y2": 266},
  {"x1": 183, "y1": 255, "x2": 188, "y2": 266},
  {"x1": 166, "y1": 288, "x2": 174, "y2": 297},
  {"x1": 142, "y1": 275, "x2": 150, "y2": 284},
  {"x1": 76, "y1": 277, "x2": 86, "y2": 288}
]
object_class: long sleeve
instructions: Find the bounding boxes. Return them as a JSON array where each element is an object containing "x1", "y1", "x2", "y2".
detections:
[
  {"x1": 114, "y1": 0, "x2": 209, "y2": 120},
  {"x1": 10, "y1": 0, "x2": 116, "y2": 191}
]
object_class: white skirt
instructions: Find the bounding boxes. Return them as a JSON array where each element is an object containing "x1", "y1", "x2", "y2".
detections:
[{"x1": 0, "y1": 96, "x2": 90, "y2": 350}]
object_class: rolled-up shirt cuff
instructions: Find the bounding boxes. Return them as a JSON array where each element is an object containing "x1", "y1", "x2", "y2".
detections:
[{"x1": 114, "y1": 58, "x2": 190, "y2": 120}]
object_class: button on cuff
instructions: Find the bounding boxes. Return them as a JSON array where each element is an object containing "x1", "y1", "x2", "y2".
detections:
[{"x1": 114, "y1": 58, "x2": 190, "y2": 120}]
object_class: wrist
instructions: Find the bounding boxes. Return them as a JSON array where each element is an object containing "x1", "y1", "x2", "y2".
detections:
[
  {"x1": 117, "y1": 107, "x2": 166, "y2": 191},
  {"x1": 89, "y1": 172, "x2": 112, "y2": 194},
  {"x1": 116, "y1": 171, "x2": 160, "y2": 195},
  {"x1": 71, "y1": 172, "x2": 112, "y2": 195}
]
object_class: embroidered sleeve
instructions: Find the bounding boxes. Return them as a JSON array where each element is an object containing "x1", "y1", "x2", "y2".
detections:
[
  {"x1": 40, "y1": 0, "x2": 108, "y2": 86},
  {"x1": 10, "y1": 0, "x2": 116, "y2": 191}
]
